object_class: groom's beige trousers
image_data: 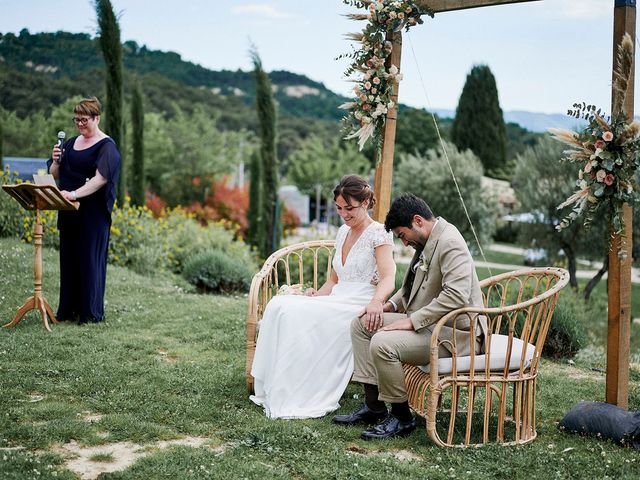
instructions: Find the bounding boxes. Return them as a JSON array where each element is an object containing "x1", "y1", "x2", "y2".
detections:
[{"x1": 350, "y1": 313, "x2": 450, "y2": 403}]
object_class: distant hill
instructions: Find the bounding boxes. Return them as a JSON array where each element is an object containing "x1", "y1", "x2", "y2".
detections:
[
  {"x1": 432, "y1": 109, "x2": 585, "y2": 133},
  {"x1": 0, "y1": 29, "x2": 544, "y2": 163},
  {"x1": 0, "y1": 29, "x2": 346, "y2": 122}
]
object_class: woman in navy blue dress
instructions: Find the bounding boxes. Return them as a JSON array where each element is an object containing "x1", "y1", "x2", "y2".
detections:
[{"x1": 48, "y1": 97, "x2": 121, "y2": 323}]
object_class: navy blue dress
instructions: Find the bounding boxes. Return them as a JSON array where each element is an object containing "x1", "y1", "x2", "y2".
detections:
[{"x1": 49, "y1": 136, "x2": 121, "y2": 323}]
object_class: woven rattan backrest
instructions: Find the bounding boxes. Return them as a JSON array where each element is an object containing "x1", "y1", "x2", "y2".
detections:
[{"x1": 479, "y1": 267, "x2": 569, "y2": 375}]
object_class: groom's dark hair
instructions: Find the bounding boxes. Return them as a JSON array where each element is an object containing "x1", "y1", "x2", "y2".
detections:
[{"x1": 384, "y1": 193, "x2": 434, "y2": 232}]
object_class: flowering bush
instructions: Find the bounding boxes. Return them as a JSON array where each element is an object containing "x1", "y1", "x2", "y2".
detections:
[
  {"x1": 550, "y1": 34, "x2": 639, "y2": 253},
  {"x1": 340, "y1": 0, "x2": 430, "y2": 150},
  {"x1": 109, "y1": 197, "x2": 256, "y2": 276}
]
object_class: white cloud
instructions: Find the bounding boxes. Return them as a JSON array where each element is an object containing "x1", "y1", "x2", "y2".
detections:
[
  {"x1": 231, "y1": 4, "x2": 291, "y2": 20},
  {"x1": 549, "y1": 0, "x2": 611, "y2": 20}
]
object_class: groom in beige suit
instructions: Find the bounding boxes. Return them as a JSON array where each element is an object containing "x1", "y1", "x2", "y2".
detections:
[{"x1": 333, "y1": 193, "x2": 487, "y2": 440}]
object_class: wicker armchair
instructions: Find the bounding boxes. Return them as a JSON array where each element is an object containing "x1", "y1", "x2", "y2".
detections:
[
  {"x1": 245, "y1": 241, "x2": 569, "y2": 447},
  {"x1": 404, "y1": 267, "x2": 569, "y2": 447}
]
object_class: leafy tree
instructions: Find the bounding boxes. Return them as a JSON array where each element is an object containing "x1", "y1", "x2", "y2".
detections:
[
  {"x1": 96, "y1": 0, "x2": 125, "y2": 204},
  {"x1": 395, "y1": 106, "x2": 440, "y2": 156},
  {"x1": 394, "y1": 141, "x2": 498, "y2": 249},
  {"x1": 451, "y1": 65, "x2": 507, "y2": 177},
  {"x1": 130, "y1": 81, "x2": 145, "y2": 206},
  {"x1": 143, "y1": 106, "x2": 249, "y2": 206},
  {"x1": 251, "y1": 47, "x2": 279, "y2": 257},
  {"x1": 512, "y1": 136, "x2": 609, "y2": 292},
  {"x1": 287, "y1": 135, "x2": 369, "y2": 224}
]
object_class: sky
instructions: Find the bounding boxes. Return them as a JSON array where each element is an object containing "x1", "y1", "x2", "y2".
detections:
[{"x1": 0, "y1": 0, "x2": 634, "y2": 115}]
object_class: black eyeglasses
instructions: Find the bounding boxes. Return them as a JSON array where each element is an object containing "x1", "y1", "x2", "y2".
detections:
[{"x1": 72, "y1": 116, "x2": 94, "y2": 125}]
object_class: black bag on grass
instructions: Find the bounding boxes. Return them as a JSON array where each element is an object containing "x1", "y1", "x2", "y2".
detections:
[{"x1": 559, "y1": 401, "x2": 640, "y2": 448}]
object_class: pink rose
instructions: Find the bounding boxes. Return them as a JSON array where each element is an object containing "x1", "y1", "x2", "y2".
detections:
[
  {"x1": 372, "y1": 76, "x2": 381, "y2": 85},
  {"x1": 596, "y1": 169, "x2": 607, "y2": 183},
  {"x1": 604, "y1": 174, "x2": 615, "y2": 186},
  {"x1": 364, "y1": 81, "x2": 372, "y2": 90},
  {"x1": 362, "y1": 103, "x2": 371, "y2": 111},
  {"x1": 594, "y1": 139, "x2": 606, "y2": 149},
  {"x1": 603, "y1": 131, "x2": 613, "y2": 142}
]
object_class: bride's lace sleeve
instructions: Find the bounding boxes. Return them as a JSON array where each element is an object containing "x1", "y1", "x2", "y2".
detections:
[{"x1": 371, "y1": 223, "x2": 394, "y2": 249}]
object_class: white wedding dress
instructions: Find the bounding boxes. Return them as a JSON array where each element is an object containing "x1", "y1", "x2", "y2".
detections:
[{"x1": 250, "y1": 221, "x2": 393, "y2": 419}]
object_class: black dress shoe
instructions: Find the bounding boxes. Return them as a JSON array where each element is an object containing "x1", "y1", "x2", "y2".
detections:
[
  {"x1": 360, "y1": 414, "x2": 416, "y2": 440},
  {"x1": 332, "y1": 404, "x2": 388, "y2": 426}
]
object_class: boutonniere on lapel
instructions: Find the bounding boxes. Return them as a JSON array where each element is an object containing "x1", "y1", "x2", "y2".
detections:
[{"x1": 418, "y1": 251, "x2": 430, "y2": 273}]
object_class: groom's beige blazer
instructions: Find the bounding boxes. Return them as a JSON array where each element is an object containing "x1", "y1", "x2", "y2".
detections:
[{"x1": 388, "y1": 217, "x2": 487, "y2": 357}]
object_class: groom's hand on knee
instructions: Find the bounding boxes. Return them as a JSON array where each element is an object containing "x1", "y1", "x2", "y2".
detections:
[{"x1": 381, "y1": 317, "x2": 414, "y2": 331}]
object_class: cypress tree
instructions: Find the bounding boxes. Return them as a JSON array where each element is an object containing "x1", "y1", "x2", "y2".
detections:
[
  {"x1": 96, "y1": 0, "x2": 125, "y2": 204},
  {"x1": 247, "y1": 151, "x2": 263, "y2": 251},
  {"x1": 251, "y1": 47, "x2": 279, "y2": 257},
  {"x1": 451, "y1": 65, "x2": 507, "y2": 177},
  {"x1": 130, "y1": 81, "x2": 145, "y2": 206}
]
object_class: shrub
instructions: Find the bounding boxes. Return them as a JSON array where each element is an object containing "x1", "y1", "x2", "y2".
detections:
[
  {"x1": 182, "y1": 250, "x2": 252, "y2": 293},
  {"x1": 108, "y1": 197, "x2": 257, "y2": 277},
  {"x1": 543, "y1": 291, "x2": 589, "y2": 359}
]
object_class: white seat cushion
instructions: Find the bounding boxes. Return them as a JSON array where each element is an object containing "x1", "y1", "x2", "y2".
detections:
[{"x1": 418, "y1": 334, "x2": 536, "y2": 375}]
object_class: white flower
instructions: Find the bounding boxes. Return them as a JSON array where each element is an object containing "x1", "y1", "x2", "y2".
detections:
[
  {"x1": 389, "y1": 64, "x2": 399, "y2": 75},
  {"x1": 371, "y1": 102, "x2": 388, "y2": 119}
]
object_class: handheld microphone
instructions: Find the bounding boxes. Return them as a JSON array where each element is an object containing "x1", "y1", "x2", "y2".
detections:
[{"x1": 56, "y1": 131, "x2": 66, "y2": 164}]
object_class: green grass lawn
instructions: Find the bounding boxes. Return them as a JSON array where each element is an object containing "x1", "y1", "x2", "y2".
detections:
[{"x1": 1, "y1": 237, "x2": 639, "y2": 479}]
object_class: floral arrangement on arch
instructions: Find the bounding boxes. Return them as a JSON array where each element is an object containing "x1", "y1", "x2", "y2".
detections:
[
  {"x1": 339, "y1": 0, "x2": 431, "y2": 150},
  {"x1": 549, "y1": 33, "x2": 640, "y2": 254}
]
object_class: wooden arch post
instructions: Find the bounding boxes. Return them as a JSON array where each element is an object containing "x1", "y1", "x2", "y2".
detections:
[
  {"x1": 606, "y1": 0, "x2": 635, "y2": 408},
  {"x1": 371, "y1": 0, "x2": 541, "y2": 222}
]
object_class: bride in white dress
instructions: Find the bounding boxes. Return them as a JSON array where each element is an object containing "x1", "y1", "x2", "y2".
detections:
[{"x1": 250, "y1": 175, "x2": 396, "y2": 419}]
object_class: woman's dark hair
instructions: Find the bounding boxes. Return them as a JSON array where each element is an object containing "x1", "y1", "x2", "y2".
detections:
[
  {"x1": 333, "y1": 175, "x2": 376, "y2": 209},
  {"x1": 384, "y1": 193, "x2": 434, "y2": 231},
  {"x1": 74, "y1": 96, "x2": 102, "y2": 117}
]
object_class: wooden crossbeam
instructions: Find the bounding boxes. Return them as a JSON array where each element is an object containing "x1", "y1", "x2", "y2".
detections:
[{"x1": 417, "y1": 0, "x2": 541, "y2": 13}]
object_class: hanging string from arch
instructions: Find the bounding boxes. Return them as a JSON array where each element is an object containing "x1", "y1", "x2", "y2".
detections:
[{"x1": 405, "y1": 32, "x2": 491, "y2": 275}]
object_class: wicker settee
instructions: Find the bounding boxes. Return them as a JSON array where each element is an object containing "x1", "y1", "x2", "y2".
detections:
[{"x1": 245, "y1": 240, "x2": 569, "y2": 447}]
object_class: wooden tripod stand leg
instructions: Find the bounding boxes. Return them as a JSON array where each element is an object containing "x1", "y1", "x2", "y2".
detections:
[
  {"x1": 33, "y1": 295, "x2": 52, "y2": 332},
  {"x1": 3, "y1": 296, "x2": 36, "y2": 329},
  {"x1": 43, "y1": 299, "x2": 58, "y2": 325}
]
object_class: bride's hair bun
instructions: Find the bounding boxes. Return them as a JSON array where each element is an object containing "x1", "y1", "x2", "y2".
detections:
[{"x1": 333, "y1": 174, "x2": 376, "y2": 209}]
